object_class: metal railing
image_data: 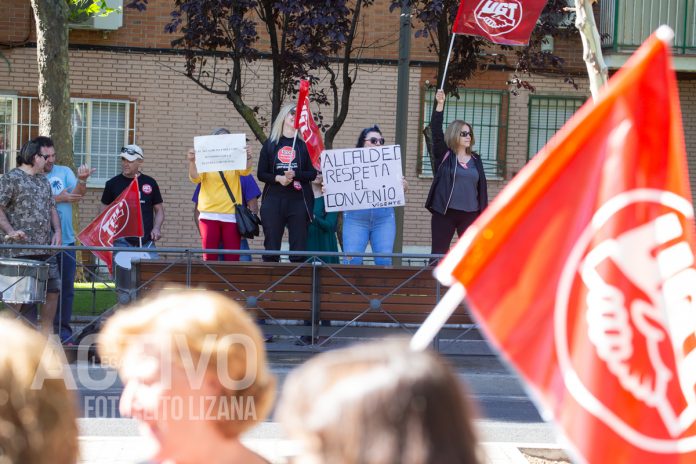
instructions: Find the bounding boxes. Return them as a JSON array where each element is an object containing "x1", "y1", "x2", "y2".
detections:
[
  {"x1": 600, "y1": 0, "x2": 696, "y2": 54},
  {"x1": 0, "y1": 244, "x2": 476, "y2": 351}
]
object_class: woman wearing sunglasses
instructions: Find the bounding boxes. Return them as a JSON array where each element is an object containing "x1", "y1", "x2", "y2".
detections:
[
  {"x1": 425, "y1": 89, "x2": 488, "y2": 258},
  {"x1": 342, "y1": 125, "x2": 404, "y2": 265},
  {"x1": 257, "y1": 104, "x2": 317, "y2": 262}
]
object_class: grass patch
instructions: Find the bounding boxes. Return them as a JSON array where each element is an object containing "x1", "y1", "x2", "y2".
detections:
[{"x1": 73, "y1": 282, "x2": 118, "y2": 316}]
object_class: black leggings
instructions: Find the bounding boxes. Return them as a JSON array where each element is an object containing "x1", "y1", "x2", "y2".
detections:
[
  {"x1": 430, "y1": 209, "x2": 479, "y2": 256},
  {"x1": 260, "y1": 192, "x2": 309, "y2": 262}
]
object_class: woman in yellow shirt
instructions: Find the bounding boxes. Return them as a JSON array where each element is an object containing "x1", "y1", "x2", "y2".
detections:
[{"x1": 187, "y1": 128, "x2": 252, "y2": 261}]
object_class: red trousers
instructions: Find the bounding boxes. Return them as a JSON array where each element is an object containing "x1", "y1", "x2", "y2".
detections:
[{"x1": 199, "y1": 219, "x2": 241, "y2": 261}]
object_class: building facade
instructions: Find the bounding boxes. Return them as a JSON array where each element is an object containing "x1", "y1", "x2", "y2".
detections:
[{"x1": 0, "y1": 0, "x2": 694, "y2": 252}]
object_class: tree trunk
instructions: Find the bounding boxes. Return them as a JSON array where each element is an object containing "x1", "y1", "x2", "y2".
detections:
[
  {"x1": 30, "y1": 0, "x2": 74, "y2": 169},
  {"x1": 573, "y1": 0, "x2": 608, "y2": 100}
]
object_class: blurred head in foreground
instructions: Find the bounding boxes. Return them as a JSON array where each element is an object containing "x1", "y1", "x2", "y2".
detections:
[
  {"x1": 98, "y1": 290, "x2": 275, "y2": 464},
  {"x1": 0, "y1": 317, "x2": 78, "y2": 464},
  {"x1": 278, "y1": 339, "x2": 483, "y2": 464}
]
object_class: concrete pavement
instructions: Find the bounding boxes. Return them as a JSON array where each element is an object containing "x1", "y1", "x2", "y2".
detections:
[
  {"x1": 77, "y1": 419, "x2": 565, "y2": 464},
  {"x1": 72, "y1": 336, "x2": 569, "y2": 463}
]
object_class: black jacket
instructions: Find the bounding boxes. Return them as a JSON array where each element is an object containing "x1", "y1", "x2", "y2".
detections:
[
  {"x1": 424, "y1": 110, "x2": 488, "y2": 215},
  {"x1": 257, "y1": 136, "x2": 317, "y2": 220}
]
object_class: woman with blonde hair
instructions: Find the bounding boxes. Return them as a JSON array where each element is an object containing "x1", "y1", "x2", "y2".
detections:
[
  {"x1": 0, "y1": 317, "x2": 79, "y2": 464},
  {"x1": 425, "y1": 89, "x2": 488, "y2": 257},
  {"x1": 277, "y1": 339, "x2": 483, "y2": 464},
  {"x1": 257, "y1": 104, "x2": 317, "y2": 262},
  {"x1": 98, "y1": 290, "x2": 276, "y2": 464}
]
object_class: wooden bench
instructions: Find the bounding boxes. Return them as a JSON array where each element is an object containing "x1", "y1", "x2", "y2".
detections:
[{"x1": 131, "y1": 259, "x2": 473, "y2": 343}]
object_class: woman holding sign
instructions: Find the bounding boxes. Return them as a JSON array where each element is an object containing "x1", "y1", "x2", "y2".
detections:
[
  {"x1": 425, "y1": 89, "x2": 488, "y2": 257},
  {"x1": 187, "y1": 128, "x2": 253, "y2": 261},
  {"x1": 342, "y1": 125, "x2": 405, "y2": 266},
  {"x1": 257, "y1": 104, "x2": 317, "y2": 262}
]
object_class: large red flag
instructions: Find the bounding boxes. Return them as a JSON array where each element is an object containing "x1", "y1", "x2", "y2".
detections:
[
  {"x1": 294, "y1": 79, "x2": 324, "y2": 170},
  {"x1": 77, "y1": 178, "x2": 143, "y2": 273},
  {"x1": 453, "y1": 0, "x2": 547, "y2": 46},
  {"x1": 432, "y1": 29, "x2": 696, "y2": 462}
]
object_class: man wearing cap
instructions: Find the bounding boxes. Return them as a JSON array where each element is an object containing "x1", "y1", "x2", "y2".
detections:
[{"x1": 99, "y1": 145, "x2": 164, "y2": 251}]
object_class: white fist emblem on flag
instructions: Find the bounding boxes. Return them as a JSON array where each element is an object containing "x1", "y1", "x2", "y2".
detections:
[{"x1": 557, "y1": 189, "x2": 696, "y2": 451}]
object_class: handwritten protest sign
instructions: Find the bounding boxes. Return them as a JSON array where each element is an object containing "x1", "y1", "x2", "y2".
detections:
[
  {"x1": 322, "y1": 145, "x2": 404, "y2": 212},
  {"x1": 193, "y1": 134, "x2": 246, "y2": 173}
]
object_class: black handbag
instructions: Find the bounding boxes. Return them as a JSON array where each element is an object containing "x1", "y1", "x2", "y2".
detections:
[{"x1": 218, "y1": 172, "x2": 260, "y2": 239}]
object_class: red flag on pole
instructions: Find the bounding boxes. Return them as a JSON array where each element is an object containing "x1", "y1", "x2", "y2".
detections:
[
  {"x1": 294, "y1": 79, "x2": 324, "y2": 170},
  {"x1": 425, "y1": 28, "x2": 696, "y2": 462},
  {"x1": 453, "y1": 0, "x2": 548, "y2": 45},
  {"x1": 77, "y1": 178, "x2": 143, "y2": 274}
]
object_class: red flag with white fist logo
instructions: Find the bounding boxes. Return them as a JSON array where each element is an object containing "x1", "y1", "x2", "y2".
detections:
[
  {"x1": 416, "y1": 29, "x2": 696, "y2": 462},
  {"x1": 294, "y1": 79, "x2": 324, "y2": 170},
  {"x1": 78, "y1": 178, "x2": 143, "y2": 273},
  {"x1": 453, "y1": 0, "x2": 547, "y2": 45}
]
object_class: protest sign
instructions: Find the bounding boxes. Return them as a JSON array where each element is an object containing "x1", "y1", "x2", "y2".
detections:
[
  {"x1": 193, "y1": 134, "x2": 247, "y2": 173},
  {"x1": 322, "y1": 144, "x2": 404, "y2": 212}
]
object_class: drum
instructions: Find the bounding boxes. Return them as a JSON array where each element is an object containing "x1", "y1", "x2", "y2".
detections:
[
  {"x1": 0, "y1": 258, "x2": 49, "y2": 304},
  {"x1": 114, "y1": 251, "x2": 152, "y2": 304}
]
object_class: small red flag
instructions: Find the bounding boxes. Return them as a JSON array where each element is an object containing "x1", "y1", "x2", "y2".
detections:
[
  {"x1": 77, "y1": 178, "x2": 143, "y2": 273},
  {"x1": 453, "y1": 0, "x2": 547, "y2": 46},
  {"x1": 433, "y1": 29, "x2": 696, "y2": 462},
  {"x1": 294, "y1": 79, "x2": 324, "y2": 170}
]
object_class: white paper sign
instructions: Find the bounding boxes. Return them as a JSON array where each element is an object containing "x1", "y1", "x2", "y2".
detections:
[
  {"x1": 322, "y1": 144, "x2": 405, "y2": 212},
  {"x1": 193, "y1": 134, "x2": 247, "y2": 173}
]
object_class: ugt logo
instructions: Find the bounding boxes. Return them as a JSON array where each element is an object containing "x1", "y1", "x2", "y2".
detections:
[
  {"x1": 474, "y1": 0, "x2": 523, "y2": 37},
  {"x1": 556, "y1": 189, "x2": 696, "y2": 452},
  {"x1": 99, "y1": 200, "x2": 130, "y2": 247}
]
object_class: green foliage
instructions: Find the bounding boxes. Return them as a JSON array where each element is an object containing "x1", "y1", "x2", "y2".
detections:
[{"x1": 68, "y1": 0, "x2": 121, "y2": 23}]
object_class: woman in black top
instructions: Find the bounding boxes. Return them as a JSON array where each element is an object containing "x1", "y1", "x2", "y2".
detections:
[
  {"x1": 425, "y1": 89, "x2": 488, "y2": 256},
  {"x1": 257, "y1": 104, "x2": 317, "y2": 262}
]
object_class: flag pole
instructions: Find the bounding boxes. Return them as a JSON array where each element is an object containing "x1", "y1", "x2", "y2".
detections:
[
  {"x1": 410, "y1": 282, "x2": 466, "y2": 351},
  {"x1": 289, "y1": 129, "x2": 298, "y2": 171},
  {"x1": 439, "y1": 34, "x2": 457, "y2": 90}
]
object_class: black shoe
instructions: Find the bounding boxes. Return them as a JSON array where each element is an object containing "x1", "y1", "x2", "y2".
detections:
[{"x1": 295, "y1": 335, "x2": 313, "y2": 346}]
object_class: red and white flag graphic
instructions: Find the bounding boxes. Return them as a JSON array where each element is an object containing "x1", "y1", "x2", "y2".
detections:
[
  {"x1": 453, "y1": 0, "x2": 547, "y2": 46},
  {"x1": 422, "y1": 28, "x2": 696, "y2": 462},
  {"x1": 78, "y1": 178, "x2": 143, "y2": 273},
  {"x1": 294, "y1": 79, "x2": 324, "y2": 170}
]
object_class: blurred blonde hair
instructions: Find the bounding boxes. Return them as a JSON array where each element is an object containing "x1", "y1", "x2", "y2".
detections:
[
  {"x1": 0, "y1": 317, "x2": 78, "y2": 464},
  {"x1": 98, "y1": 289, "x2": 275, "y2": 438},
  {"x1": 269, "y1": 104, "x2": 296, "y2": 143},
  {"x1": 444, "y1": 120, "x2": 475, "y2": 155},
  {"x1": 277, "y1": 339, "x2": 483, "y2": 464}
]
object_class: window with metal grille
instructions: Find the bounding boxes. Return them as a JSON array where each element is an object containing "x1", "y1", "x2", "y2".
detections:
[
  {"x1": 421, "y1": 87, "x2": 508, "y2": 179},
  {"x1": 0, "y1": 94, "x2": 136, "y2": 184},
  {"x1": 527, "y1": 95, "x2": 585, "y2": 160}
]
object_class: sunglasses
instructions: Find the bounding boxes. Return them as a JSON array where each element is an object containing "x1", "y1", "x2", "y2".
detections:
[
  {"x1": 121, "y1": 147, "x2": 141, "y2": 157},
  {"x1": 36, "y1": 154, "x2": 49, "y2": 160},
  {"x1": 367, "y1": 137, "x2": 385, "y2": 145},
  {"x1": 460, "y1": 131, "x2": 472, "y2": 138}
]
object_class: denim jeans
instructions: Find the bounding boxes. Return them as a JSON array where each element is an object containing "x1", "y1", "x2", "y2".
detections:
[
  {"x1": 113, "y1": 238, "x2": 158, "y2": 303},
  {"x1": 342, "y1": 207, "x2": 396, "y2": 265},
  {"x1": 113, "y1": 238, "x2": 159, "y2": 259},
  {"x1": 54, "y1": 244, "x2": 76, "y2": 342},
  {"x1": 239, "y1": 238, "x2": 252, "y2": 262}
]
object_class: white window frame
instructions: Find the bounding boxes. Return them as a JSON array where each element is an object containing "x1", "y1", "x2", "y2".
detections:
[
  {"x1": 0, "y1": 94, "x2": 136, "y2": 185},
  {"x1": 0, "y1": 94, "x2": 19, "y2": 174},
  {"x1": 72, "y1": 97, "x2": 136, "y2": 187}
]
